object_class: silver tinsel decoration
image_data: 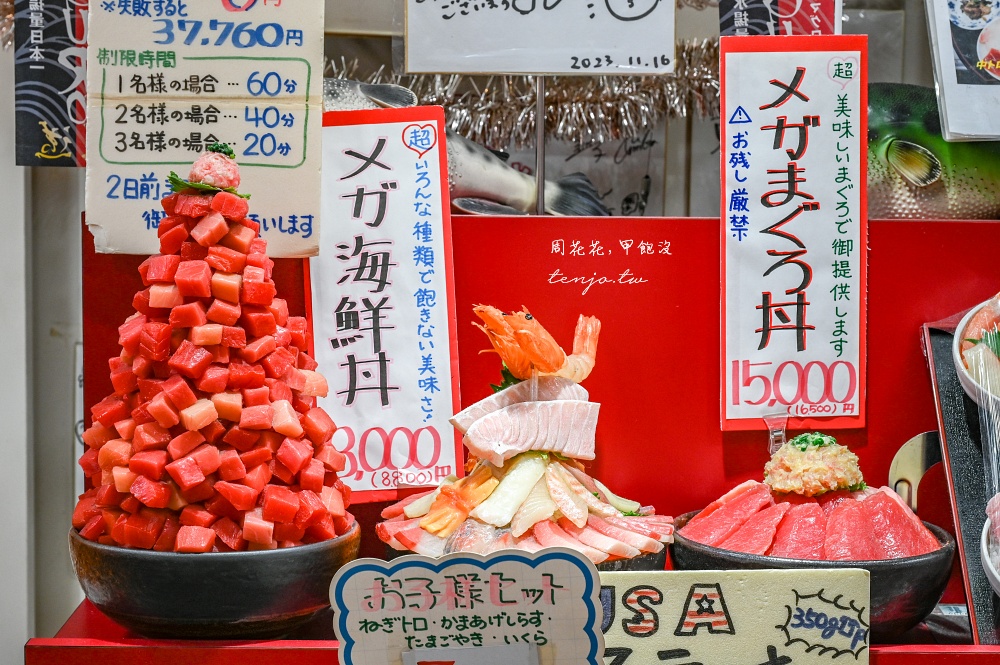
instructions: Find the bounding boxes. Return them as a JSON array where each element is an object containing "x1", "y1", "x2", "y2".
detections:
[
  {"x1": 1, "y1": 0, "x2": 14, "y2": 50},
  {"x1": 326, "y1": 38, "x2": 720, "y2": 150}
]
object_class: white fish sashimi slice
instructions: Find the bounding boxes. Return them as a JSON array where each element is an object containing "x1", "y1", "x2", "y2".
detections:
[
  {"x1": 587, "y1": 514, "x2": 664, "y2": 553},
  {"x1": 449, "y1": 376, "x2": 589, "y2": 434},
  {"x1": 395, "y1": 526, "x2": 447, "y2": 557},
  {"x1": 562, "y1": 463, "x2": 603, "y2": 498},
  {"x1": 965, "y1": 343, "x2": 1000, "y2": 397},
  {"x1": 510, "y1": 476, "x2": 557, "y2": 537},
  {"x1": 445, "y1": 519, "x2": 503, "y2": 555},
  {"x1": 546, "y1": 463, "x2": 589, "y2": 528},
  {"x1": 556, "y1": 462, "x2": 619, "y2": 518},
  {"x1": 470, "y1": 453, "x2": 548, "y2": 526},
  {"x1": 463, "y1": 400, "x2": 599, "y2": 466},
  {"x1": 533, "y1": 519, "x2": 608, "y2": 564},
  {"x1": 558, "y1": 517, "x2": 642, "y2": 558},
  {"x1": 594, "y1": 479, "x2": 642, "y2": 515}
]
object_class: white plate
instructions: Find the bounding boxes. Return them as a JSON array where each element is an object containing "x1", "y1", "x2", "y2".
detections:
[
  {"x1": 949, "y1": 0, "x2": 1000, "y2": 30},
  {"x1": 981, "y1": 518, "x2": 1000, "y2": 596}
]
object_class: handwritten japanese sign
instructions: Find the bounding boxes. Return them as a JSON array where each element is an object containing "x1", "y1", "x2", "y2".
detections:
[
  {"x1": 720, "y1": 35, "x2": 867, "y2": 431},
  {"x1": 600, "y1": 569, "x2": 870, "y2": 665},
  {"x1": 14, "y1": 0, "x2": 89, "y2": 167},
  {"x1": 405, "y1": 0, "x2": 675, "y2": 75},
  {"x1": 84, "y1": 0, "x2": 323, "y2": 257},
  {"x1": 330, "y1": 549, "x2": 605, "y2": 665},
  {"x1": 312, "y1": 107, "x2": 461, "y2": 503},
  {"x1": 719, "y1": 0, "x2": 842, "y2": 37}
]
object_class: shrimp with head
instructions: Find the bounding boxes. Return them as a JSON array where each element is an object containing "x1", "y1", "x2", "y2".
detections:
[{"x1": 473, "y1": 305, "x2": 600, "y2": 383}]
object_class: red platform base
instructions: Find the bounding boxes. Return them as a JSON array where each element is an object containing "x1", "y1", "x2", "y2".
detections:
[{"x1": 23, "y1": 601, "x2": 1000, "y2": 664}]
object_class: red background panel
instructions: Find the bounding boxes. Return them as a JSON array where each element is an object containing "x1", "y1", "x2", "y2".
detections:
[{"x1": 452, "y1": 217, "x2": 1000, "y2": 519}]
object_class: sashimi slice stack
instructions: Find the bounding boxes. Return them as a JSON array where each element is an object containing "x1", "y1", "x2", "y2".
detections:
[
  {"x1": 378, "y1": 374, "x2": 673, "y2": 564},
  {"x1": 679, "y1": 480, "x2": 941, "y2": 560},
  {"x1": 72, "y1": 148, "x2": 352, "y2": 553}
]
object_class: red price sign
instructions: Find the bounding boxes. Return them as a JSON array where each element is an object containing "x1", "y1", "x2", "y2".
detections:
[
  {"x1": 730, "y1": 360, "x2": 859, "y2": 417},
  {"x1": 332, "y1": 425, "x2": 453, "y2": 490}
]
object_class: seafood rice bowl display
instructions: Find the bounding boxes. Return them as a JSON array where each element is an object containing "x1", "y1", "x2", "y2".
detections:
[
  {"x1": 672, "y1": 433, "x2": 955, "y2": 638},
  {"x1": 377, "y1": 305, "x2": 673, "y2": 568}
]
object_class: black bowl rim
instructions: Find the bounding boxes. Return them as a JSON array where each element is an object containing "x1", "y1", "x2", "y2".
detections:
[
  {"x1": 672, "y1": 509, "x2": 956, "y2": 567},
  {"x1": 69, "y1": 516, "x2": 359, "y2": 560}
]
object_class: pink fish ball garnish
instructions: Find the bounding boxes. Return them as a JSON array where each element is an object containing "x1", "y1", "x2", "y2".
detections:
[{"x1": 189, "y1": 150, "x2": 241, "y2": 190}]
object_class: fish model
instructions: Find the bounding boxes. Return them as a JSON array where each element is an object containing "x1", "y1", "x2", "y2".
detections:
[
  {"x1": 323, "y1": 78, "x2": 610, "y2": 216},
  {"x1": 868, "y1": 82, "x2": 1000, "y2": 219}
]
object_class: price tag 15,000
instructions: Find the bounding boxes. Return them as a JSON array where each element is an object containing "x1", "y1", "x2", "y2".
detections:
[{"x1": 85, "y1": 0, "x2": 323, "y2": 257}]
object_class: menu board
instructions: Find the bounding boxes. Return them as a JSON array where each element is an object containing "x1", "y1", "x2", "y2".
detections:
[
  {"x1": 721, "y1": 35, "x2": 868, "y2": 431},
  {"x1": 405, "y1": 0, "x2": 675, "y2": 75},
  {"x1": 84, "y1": 0, "x2": 323, "y2": 257},
  {"x1": 311, "y1": 107, "x2": 462, "y2": 503}
]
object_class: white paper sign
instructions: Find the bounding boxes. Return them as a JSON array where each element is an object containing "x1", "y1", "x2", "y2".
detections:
[
  {"x1": 311, "y1": 108, "x2": 461, "y2": 502},
  {"x1": 402, "y1": 645, "x2": 539, "y2": 665},
  {"x1": 330, "y1": 549, "x2": 605, "y2": 665},
  {"x1": 405, "y1": 0, "x2": 675, "y2": 75},
  {"x1": 85, "y1": 0, "x2": 323, "y2": 257},
  {"x1": 721, "y1": 36, "x2": 867, "y2": 430},
  {"x1": 600, "y1": 569, "x2": 870, "y2": 665}
]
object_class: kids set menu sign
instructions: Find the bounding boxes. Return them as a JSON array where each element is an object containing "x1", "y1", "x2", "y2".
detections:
[
  {"x1": 312, "y1": 107, "x2": 461, "y2": 503},
  {"x1": 84, "y1": 0, "x2": 323, "y2": 257},
  {"x1": 721, "y1": 35, "x2": 867, "y2": 431},
  {"x1": 406, "y1": 0, "x2": 675, "y2": 75},
  {"x1": 330, "y1": 548, "x2": 604, "y2": 665}
]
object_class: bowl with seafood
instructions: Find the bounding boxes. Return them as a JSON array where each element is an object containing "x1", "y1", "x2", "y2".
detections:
[{"x1": 670, "y1": 433, "x2": 955, "y2": 640}]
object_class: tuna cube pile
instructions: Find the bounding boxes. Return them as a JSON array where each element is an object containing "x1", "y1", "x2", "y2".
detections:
[
  {"x1": 72, "y1": 146, "x2": 352, "y2": 552},
  {"x1": 679, "y1": 480, "x2": 941, "y2": 560}
]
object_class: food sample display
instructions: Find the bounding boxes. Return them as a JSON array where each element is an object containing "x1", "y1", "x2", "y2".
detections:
[
  {"x1": 377, "y1": 306, "x2": 674, "y2": 564},
  {"x1": 71, "y1": 146, "x2": 352, "y2": 553},
  {"x1": 680, "y1": 433, "x2": 942, "y2": 560}
]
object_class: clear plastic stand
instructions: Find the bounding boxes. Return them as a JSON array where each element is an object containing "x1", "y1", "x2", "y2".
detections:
[{"x1": 763, "y1": 412, "x2": 788, "y2": 455}]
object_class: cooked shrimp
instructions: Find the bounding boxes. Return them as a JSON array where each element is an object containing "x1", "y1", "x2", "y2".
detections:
[
  {"x1": 545, "y1": 315, "x2": 600, "y2": 383},
  {"x1": 474, "y1": 305, "x2": 565, "y2": 378},
  {"x1": 473, "y1": 305, "x2": 600, "y2": 383}
]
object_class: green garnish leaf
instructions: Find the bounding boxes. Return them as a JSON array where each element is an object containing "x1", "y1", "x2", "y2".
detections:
[
  {"x1": 621, "y1": 510, "x2": 642, "y2": 517},
  {"x1": 982, "y1": 330, "x2": 1000, "y2": 359},
  {"x1": 208, "y1": 142, "x2": 236, "y2": 159},
  {"x1": 167, "y1": 171, "x2": 250, "y2": 199},
  {"x1": 788, "y1": 432, "x2": 838, "y2": 451},
  {"x1": 847, "y1": 481, "x2": 868, "y2": 492},
  {"x1": 489, "y1": 365, "x2": 522, "y2": 393}
]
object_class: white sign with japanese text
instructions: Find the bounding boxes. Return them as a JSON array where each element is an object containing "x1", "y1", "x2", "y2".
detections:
[
  {"x1": 406, "y1": 0, "x2": 675, "y2": 75},
  {"x1": 330, "y1": 549, "x2": 604, "y2": 665},
  {"x1": 312, "y1": 107, "x2": 462, "y2": 503},
  {"x1": 85, "y1": 0, "x2": 323, "y2": 257},
  {"x1": 721, "y1": 35, "x2": 868, "y2": 431},
  {"x1": 600, "y1": 569, "x2": 870, "y2": 665}
]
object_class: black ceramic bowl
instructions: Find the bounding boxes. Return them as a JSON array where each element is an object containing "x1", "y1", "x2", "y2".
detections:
[
  {"x1": 670, "y1": 511, "x2": 955, "y2": 641},
  {"x1": 70, "y1": 519, "x2": 360, "y2": 639}
]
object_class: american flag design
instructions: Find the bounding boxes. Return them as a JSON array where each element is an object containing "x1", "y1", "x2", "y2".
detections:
[
  {"x1": 674, "y1": 583, "x2": 735, "y2": 636},
  {"x1": 621, "y1": 586, "x2": 663, "y2": 637}
]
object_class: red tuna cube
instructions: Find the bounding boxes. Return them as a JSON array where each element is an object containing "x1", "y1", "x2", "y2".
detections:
[
  {"x1": 173, "y1": 193, "x2": 214, "y2": 217},
  {"x1": 190, "y1": 211, "x2": 230, "y2": 247},
  {"x1": 261, "y1": 486, "x2": 299, "y2": 523},
  {"x1": 159, "y1": 225, "x2": 189, "y2": 255},
  {"x1": 195, "y1": 364, "x2": 230, "y2": 393},
  {"x1": 131, "y1": 475, "x2": 172, "y2": 509},
  {"x1": 174, "y1": 525, "x2": 216, "y2": 553},
  {"x1": 215, "y1": 481, "x2": 260, "y2": 511},
  {"x1": 174, "y1": 260, "x2": 212, "y2": 298},
  {"x1": 240, "y1": 306, "x2": 277, "y2": 337},
  {"x1": 221, "y1": 224, "x2": 256, "y2": 254},
  {"x1": 222, "y1": 326, "x2": 247, "y2": 348},
  {"x1": 206, "y1": 245, "x2": 247, "y2": 273},
  {"x1": 161, "y1": 374, "x2": 197, "y2": 411},
  {"x1": 168, "y1": 340, "x2": 214, "y2": 379},
  {"x1": 166, "y1": 455, "x2": 206, "y2": 491},
  {"x1": 302, "y1": 407, "x2": 336, "y2": 446},
  {"x1": 139, "y1": 322, "x2": 173, "y2": 362},
  {"x1": 169, "y1": 301, "x2": 208, "y2": 329},
  {"x1": 276, "y1": 437, "x2": 312, "y2": 475},
  {"x1": 211, "y1": 191, "x2": 250, "y2": 221},
  {"x1": 207, "y1": 299, "x2": 241, "y2": 326}
]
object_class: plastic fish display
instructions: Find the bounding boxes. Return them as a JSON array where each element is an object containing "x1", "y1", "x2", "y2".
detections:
[
  {"x1": 868, "y1": 82, "x2": 1000, "y2": 220},
  {"x1": 323, "y1": 78, "x2": 610, "y2": 217}
]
